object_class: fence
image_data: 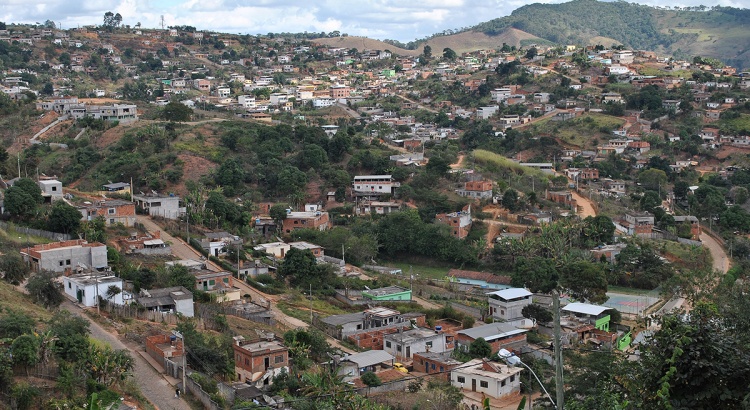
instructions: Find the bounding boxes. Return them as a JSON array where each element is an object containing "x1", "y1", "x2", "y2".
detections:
[
  {"x1": 185, "y1": 372, "x2": 223, "y2": 410},
  {"x1": 103, "y1": 303, "x2": 184, "y2": 325},
  {"x1": 356, "y1": 377, "x2": 411, "y2": 395},
  {"x1": 0, "y1": 221, "x2": 72, "y2": 241},
  {"x1": 13, "y1": 363, "x2": 59, "y2": 380},
  {"x1": 223, "y1": 302, "x2": 275, "y2": 325}
]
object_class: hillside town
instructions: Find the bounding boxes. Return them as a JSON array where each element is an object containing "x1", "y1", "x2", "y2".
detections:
[{"x1": 0, "y1": 11, "x2": 749, "y2": 410}]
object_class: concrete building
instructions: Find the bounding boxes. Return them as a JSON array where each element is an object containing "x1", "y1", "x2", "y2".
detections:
[
  {"x1": 233, "y1": 336, "x2": 289, "y2": 387},
  {"x1": 253, "y1": 242, "x2": 291, "y2": 259},
  {"x1": 21, "y1": 239, "x2": 107, "y2": 273},
  {"x1": 145, "y1": 334, "x2": 184, "y2": 369},
  {"x1": 383, "y1": 328, "x2": 451, "y2": 360},
  {"x1": 289, "y1": 241, "x2": 324, "y2": 258},
  {"x1": 451, "y1": 359, "x2": 522, "y2": 399},
  {"x1": 355, "y1": 200, "x2": 402, "y2": 216},
  {"x1": 456, "y1": 322, "x2": 529, "y2": 355},
  {"x1": 77, "y1": 199, "x2": 136, "y2": 226},
  {"x1": 362, "y1": 286, "x2": 412, "y2": 302},
  {"x1": 63, "y1": 273, "x2": 124, "y2": 307},
  {"x1": 352, "y1": 175, "x2": 400, "y2": 197},
  {"x1": 413, "y1": 351, "x2": 462, "y2": 380},
  {"x1": 435, "y1": 206, "x2": 472, "y2": 239},
  {"x1": 193, "y1": 270, "x2": 233, "y2": 292},
  {"x1": 337, "y1": 350, "x2": 395, "y2": 379},
  {"x1": 38, "y1": 178, "x2": 63, "y2": 202},
  {"x1": 133, "y1": 193, "x2": 184, "y2": 219},
  {"x1": 487, "y1": 288, "x2": 533, "y2": 322},
  {"x1": 281, "y1": 211, "x2": 330, "y2": 234},
  {"x1": 457, "y1": 180, "x2": 493, "y2": 199},
  {"x1": 200, "y1": 231, "x2": 241, "y2": 257},
  {"x1": 317, "y1": 307, "x2": 425, "y2": 340},
  {"x1": 136, "y1": 286, "x2": 195, "y2": 317}
]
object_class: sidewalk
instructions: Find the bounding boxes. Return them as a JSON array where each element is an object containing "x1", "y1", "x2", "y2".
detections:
[{"x1": 136, "y1": 350, "x2": 182, "y2": 388}]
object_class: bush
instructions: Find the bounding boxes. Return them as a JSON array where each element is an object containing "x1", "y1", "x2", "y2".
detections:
[{"x1": 361, "y1": 371, "x2": 382, "y2": 387}]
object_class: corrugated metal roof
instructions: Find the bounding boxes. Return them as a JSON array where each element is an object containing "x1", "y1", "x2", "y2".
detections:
[
  {"x1": 342, "y1": 350, "x2": 394, "y2": 368},
  {"x1": 563, "y1": 302, "x2": 609, "y2": 316},
  {"x1": 486, "y1": 288, "x2": 532, "y2": 300}
]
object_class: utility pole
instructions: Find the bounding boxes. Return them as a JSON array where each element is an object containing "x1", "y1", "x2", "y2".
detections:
[
  {"x1": 553, "y1": 290, "x2": 564, "y2": 409},
  {"x1": 309, "y1": 283, "x2": 313, "y2": 324}
]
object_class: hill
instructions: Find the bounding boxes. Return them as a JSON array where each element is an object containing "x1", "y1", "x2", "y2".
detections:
[
  {"x1": 473, "y1": 0, "x2": 750, "y2": 68},
  {"x1": 314, "y1": 28, "x2": 546, "y2": 57}
]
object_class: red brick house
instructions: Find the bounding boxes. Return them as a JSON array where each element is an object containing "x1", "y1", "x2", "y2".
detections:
[
  {"x1": 456, "y1": 322, "x2": 528, "y2": 355},
  {"x1": 233, "y1": 336, "x2": 289, "y2": 387},
  {"x1": 145, "y1": 334, "x2": 184, "y2": 368},
  {"x1": 412, "y1": 352, "x2": 462, "y2": 380}
]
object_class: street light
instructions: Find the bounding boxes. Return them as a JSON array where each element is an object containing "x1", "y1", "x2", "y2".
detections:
[
  {"x1": 172, "y1": 330, "x2": 187, "y2": 395},
  {"x1": 498, "y1": 349, "x2": 557, "y2": 409}
]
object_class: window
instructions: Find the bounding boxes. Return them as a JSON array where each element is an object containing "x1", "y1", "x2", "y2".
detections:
[
  {"x1": 396, "y1": 345, "x2": 402, "y2": 352},
  {"x1": 440, "y1": 366, "x2": 444, "y2": 372},
  {"x1": 109, "y1": 219, "x2": 115, "y2": 224},
  {"x1": 356, "y1": 324, "x2": 362, "y2": 330},
  {"x1": 68, "y1": 282, "x2": 71, "y2": 288},
  {"x1": 108, "y1": 208, "x2": 116, "y2": 214},
  {"x1": 245, "y1": 358, "x2": 249, "y2": 365},
  {"x1": 501, "y1": 380, "x2": 506, "y2": 387},
  {"x1": 275, "y1": 355, "x2": 284, "y2": 364},
  {"x1": 59, "y1": 261, "x2": 64, "y2": 266},
  {"x1": 457, "y1": 376, "x2": 465, "y2": 383},
  {"x1": 480, "y1": 381, "x2": 488, "y2": 388},
  {"x1": 426, "y1": 341, "x2": 433, "y2": 348},
  {"x1": 52, "y1": 186, "x2": 57, "y2": 191},
  {"x1": 510, "y1": 375, "x2": 515, "y2": 382},
  {"x1": 431, "y1": 363, "x2": 435, "y2": 370},
  {"x1": 66, "y1": 259, "x2": 71, "y2": 265},
  {"x1": 385, "y1": 341, "x2": 391, "y2": 348}
]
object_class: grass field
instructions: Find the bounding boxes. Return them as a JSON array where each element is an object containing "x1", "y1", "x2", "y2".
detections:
[
  {"x1": 0, "y1": 281, "x2": 53, "y2": 323},
  {"x1": 379, "y1": 260, "x2": 452, "y2": 281},
  {"x1": 473, "y1": 149, "x2": 550, "y2": 178},
  {"x1": 531, "y1": 112, "x2": 625, "y2": 148},
  {"x1": 277, "y1": 293, "x2": 348, "y2": 323}
]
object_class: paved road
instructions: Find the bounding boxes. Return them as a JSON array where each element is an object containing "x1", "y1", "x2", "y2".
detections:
[{"x1": 62, "y1": 301, "x2": 191, "y2": 410}]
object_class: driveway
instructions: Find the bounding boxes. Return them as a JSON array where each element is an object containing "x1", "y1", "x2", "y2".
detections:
[{"x1": 62, "y1": 301, "x2": 191, "y2": 410}]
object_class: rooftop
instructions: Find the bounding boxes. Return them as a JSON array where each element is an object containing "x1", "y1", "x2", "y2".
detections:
[
  {"x1": 237, "y1": 339, "x2": 287, "y2": 353},
  {"x1": 384, "y1": 328, "x2": 441, "y2": 343},
  {"x1": 341, "y1": 350, "x2": 394, "y2": 368},
  {"x1": 414, "y1": 351, "x2": 462, "y2": 366},
  {"x1": 362, "y1": 286, "x2": 410, "y2": 297},
  {"x1": 486, "y1": 288, "x2": 532, "y2": 301},
  {"x1": 66, "y1": 273, "x2": 121, "y2": 286},
  {"x1": 455, "y1": 359, "x2": 523, "y2": 379},
  {"x1": 458, "y1": 322, "x2": 528, "y2": 342},
  {"x1": 562, "y1": 302, "x2": 610, "y2": 316},
  {"x1": 289, "y1": 241, "x2": 322, "y2": 250}
]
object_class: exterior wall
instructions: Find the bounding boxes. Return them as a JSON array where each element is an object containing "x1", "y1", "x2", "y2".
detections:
[
  {"x1": 145, "y1": 334, "x2": 184, "y2": 365},
  {"x1": 488, "y1": 297, "x2": 532, "y2": 322},
  {"x1": 412, "y1": 354, "x2": 457, "y2": 380},
  {"x1": 79, "y1": 202, "x2": 136, "y2": 226},
  {"x1": 451, "y1": 369, "x2": 521, "y2": 399},
  {"x1": 383, "y1": 332, "x2": 448, "y2": 359},
  {"x1": 362, "y1": 289, "x2": 412, "y2": 301},
  {"x1": 282, "y1": 213, "x2": 330, "y2": 233},
  {"x1": 63, "y1": 277, "x2": 124, "y2": 307},
  {"x1": 455, "y1": 333, "x2": 527, "y2": 355},
  {"x1": 233, "y1": 343, "x2": 289, "y2": 384},
  {"x1": 135, "y1": 196, "x2": 183, "y2": 219},
  {"x1": 30, "y1": 243, "x2": 108, "y2": 273},
  {"x1": 175, "y1": 298, "x2": 195, "y2": 317}
]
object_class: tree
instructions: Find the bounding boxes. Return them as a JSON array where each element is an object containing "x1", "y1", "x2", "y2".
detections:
[
  {"x1": 26, "y1": 271, "x2": 64, "y2": 309},
  {"x1": 639, "y1": 190, "x2": 661, "y2": 214},
  {"x1": 161, "y1": 101, "x2": 193, "y2": 122},
  {"x1": 4, "y1": 178, "x2": 42, "y2": 219},
  {"x1": 277, "y1": 248, "x2": 335, "y2": 289},
  {"x1": 47, "y1": 201, "x2": 82, "y2": 234},
  {"x1": 522, "y1": 304, "x2": 553, "y2": 324},
  {"x1": 48, "y1": 311, "x2": 90, "y2": 362},
  {"x1": 511, "y1": 257, "x2": 559, "y2": 293},
  {"x1": 102, "y1": 11, "x2": 122, "y2": 28},
  {"x1": 502, "y1": 189, "x2": 520, "y2": 212},
  {"x1": 168, "y1": 265, "x2": 196, "y2": 290},
  {"x1": 729, "y1": 186, "x2": 749, "y2": 205},
  {"x1": 11, "y1": 334, "x2": 39, "y2": 374},
  {"x1": 525, "y1": 47, "x2": 538, "y2": 59},
  {"x1": 442, "y1": 48, "x2": 457, "y2": 60},
  {"x1": 0, "y1": 254, "x2": 30, "y2": 285},
  {"x1": 468, "y1": 337, "x2": 492, "y2": 359},
  {"x1": 422, "y1": 45, "x2": 432, "y2": 59},
  {"x1": 637, "y1": 169, "x2": 667, "y2": 192},
  {"x1": 673, "y1": 180, "x2": 689, "y2": 200},
  {"x1": 581, "y1": 215, "x2": 615, "y2": 246},
  {"x1": 270, "y1": 204, "x2": 289, "y2": 225},
  {"x1": 361, "y1": 371, "x2": 382, "y2": 387},
  {"x1": 0, "y1": 309, "x2": 34, "y2": 339},
  {"x1": 559, "y1": 260, "x2": 608, "y2": 304},
  {"x1": 105, "y1": 285, "x2": 121, "y2": 302}
]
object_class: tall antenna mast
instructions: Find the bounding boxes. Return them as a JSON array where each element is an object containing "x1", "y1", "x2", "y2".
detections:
[{"x1": 160, "y1": 15, "x2": 165, "y2": 30}]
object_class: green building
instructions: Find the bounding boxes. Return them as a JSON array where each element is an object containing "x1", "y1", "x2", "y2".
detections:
[
  {"x1": 362, "y1": 286, "x2": 412, "y2": 301},
  {"x1": 381, "y1": 69, "x2": 395, "y2": 78}
]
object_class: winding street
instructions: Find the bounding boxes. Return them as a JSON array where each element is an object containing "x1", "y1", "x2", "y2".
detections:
[{"x1": 61, "y1": 301, "x2": 191, "y2": 410}]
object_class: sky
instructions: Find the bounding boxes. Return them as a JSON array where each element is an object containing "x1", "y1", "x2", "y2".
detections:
[{"x1": 2, "y1": 0, "x2": 750, "y2": 42}]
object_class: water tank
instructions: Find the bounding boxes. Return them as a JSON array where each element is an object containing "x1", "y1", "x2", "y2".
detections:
[
  {"x1": 435, "y1": 325, "x2": 442, "y2": 332},
  {"x1": 170, "y1": 335, "x2": 177, "y2": 342}
]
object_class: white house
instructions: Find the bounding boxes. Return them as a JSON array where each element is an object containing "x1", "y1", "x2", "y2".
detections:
[
  {"x1": 253, "y1": 242, "x2": 291, "y2": 259},
  {"x1": 487, "y1": 288, "x2": 533, "y2": 322},
  {"x1": 383, "y1": 328, "x2": 450, "y2": 360},
  {"x1": 63, "y1": 273, "x2": 124, "y2": 307},
  {"x1": 451, "y1": 358, "x2": 522, "y2": 399}
]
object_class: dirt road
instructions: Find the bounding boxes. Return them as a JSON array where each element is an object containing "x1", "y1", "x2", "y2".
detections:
[
  {"x1": 571, "y1": 190, "x2": 597, "y2": 218},
  {"x1": 700, "y1": 231, "x2": 730, "y2": 274},
  {"x1": 62, "y1": 301, "x2": 192, "y2": 410}
]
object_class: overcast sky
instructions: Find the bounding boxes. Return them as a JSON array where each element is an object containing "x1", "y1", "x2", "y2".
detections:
[{"x1": 2, "y1": 0, "x2": 749, "y2": 42}]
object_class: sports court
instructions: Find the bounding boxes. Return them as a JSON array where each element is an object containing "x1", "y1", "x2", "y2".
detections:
[{"x1": 604, "y1": 292, "x2": 660, "y2": 316}]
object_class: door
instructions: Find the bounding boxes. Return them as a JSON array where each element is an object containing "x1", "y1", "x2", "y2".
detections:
[
  {"x1": 76, "y1": 289, "x2": 83, "y2": 303},
  {"x1": 405, "y1": 346, "x2": 410, "y2": 358},
  {"x1": 471, "y1": 378, "x2": 476, "y2": 392},
  {"x1": 264, "y1": 357, "x2": 270, "y2": 370},
  {"x1": 425, "y1": 362, "x2": 429, "y2": 373}
]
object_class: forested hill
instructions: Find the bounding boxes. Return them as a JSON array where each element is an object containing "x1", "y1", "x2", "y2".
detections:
[{"x1": 473, "y1": 0, "x2": 750, "y2": 68}]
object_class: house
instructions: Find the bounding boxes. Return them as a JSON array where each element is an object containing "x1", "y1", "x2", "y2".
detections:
[
  {"x1": 337, "y1": 350, "x2": 395, "y2": 379},
  {"x1": 38, "y1": 178, "x2": 63, "y2": 202},
  {"x1": 237, "y1": 259, "x2": 271, "y2": 279},
  {"x1": 362, "y1": 286, "x2": 412, "y2": 302},
  {"x1": 165, "y1": 259, "x2": 207, "y2": 271},
  {"x1": 447, "y1": 269, "x2": 512, "y2": 290},
  {"x1": 77, "y1": 199, "x2": 136, "y2": 226},
  {"x1": 559, "y1": 302, "x2": 630, "y2": 350},
  {"x1": 316, "y1": 307, "x2": 426, "y2": 345},
  {"x1": 63, "y1": 273, "x2": 124, "y2": 307},
  {"x1": 145, "y1": 334, "x2": 184, "y2": 370},
  {"x1": 477, "y1": 106, "x2": 499, "y2": 120},
  {"x1": 352, "y1": 175, "x2": 400, "y2": 198},
  {"x1": 321, "y1": 125, "x2": 339, "y2": 137},
  {"x1": 604, "y1": 179, "x2": 627, "y2": 195},
  {"x1": 118, "y1": 230, "x2": 170, "y2": 255},
  {"x1": 193, "y1": 270, "x2": 233, "y2": 292},
  {"x1": 451, "y1": 359, "x2": 522, "y2": 399},
  {"x1": 383, "y1": 328, "x2": 451, "y2": 360},
  {"x1": 355, "y1": 200, "x2": 402, "y2": 216},
  {"x1": 456, "y1": 322, "x2": 529, "y2": 355},
  {"x1": 673, "y1": 215, "x2": 701, "y2": 240},
  {"x1": 456, "y1": 180, "x2": 493, "y2": 199},
  {"x1": 281, "y1": 210, "x2": 330, "y2": 233},
  {"x1": 562, "y1": 302, "x2": 611, "y2": 331},
  {"x1": 590, "y1": 243, "x2": 627, "y2": 263},
  {"x1": 200, "y1": 231, "x2": 241, "y2": 258},
  {"x1": 289, "y1": 241, "x2": 324, "y2": 258},
  {"x1": 616, "y1": 211, "x2": 654, "y2": 236},
  {"x1": 253, "y1": 216, "x2": 277, "y2": 238},
  {"x1": 21, "y1": 239, "x2": 108, "y2": 273},
  {"x1": 133, "y1": 193, "x2": 184, "y2": 219},
  {"x1": 546, "y1": 191, "x2": 577, "y2": 209},
  {"x1": 100, "y1": 182, "x2": 131, "y2": 195},
  {"x1": 233, "y1": 335, "x2": 289, "y2": 387},
  {"x1": 253, "y1": 242, "x2": 291, "y2": 259},
  {"x1": 412, "y1": 352, "x2": 462, "y2": 380},
  {"x1": 487, "y1": 288, "x2": 533, "y2": 322},
  {"x1": 136, "y1": 286, "x2": 195, "y2": 317},
  {"x1": 435, "y1": 206, "x2": 472, "y2": 239}
]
